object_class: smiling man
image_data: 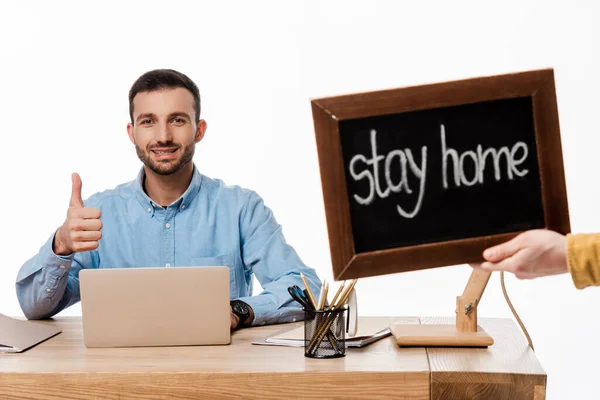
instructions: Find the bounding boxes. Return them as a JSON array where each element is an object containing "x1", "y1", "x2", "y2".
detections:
[{"x1": 16, "y1": 69, "x2": 321, "y2": 329}]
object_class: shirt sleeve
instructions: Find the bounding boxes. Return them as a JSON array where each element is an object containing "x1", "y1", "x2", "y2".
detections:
[
  {"x1": 566, "y1": 233, "x2": 600, "y2": 289},
  {"x1": 236, "y1": 191, "x2": 322, "y2": 326},
  {"x1": 15, "y1": 231, "x2": 97, "y2": 319}
]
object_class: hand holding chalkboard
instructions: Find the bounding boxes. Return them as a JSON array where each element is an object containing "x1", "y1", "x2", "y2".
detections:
[
  {"x1": 312, "y1": 69, "x2": 569, "y2": 280},
  {"x1": 472, "y1": 229, "x2": 568, "y2": 279}
]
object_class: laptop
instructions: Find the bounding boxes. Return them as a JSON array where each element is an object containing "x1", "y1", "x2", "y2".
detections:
[{"x1": 79, "y1": 266, "x2": 231, "y2": 348}]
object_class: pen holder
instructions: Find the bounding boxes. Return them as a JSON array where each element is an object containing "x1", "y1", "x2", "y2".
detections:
[{"x1": 304, "y1": 307, "x2": 347, "y2": 358}]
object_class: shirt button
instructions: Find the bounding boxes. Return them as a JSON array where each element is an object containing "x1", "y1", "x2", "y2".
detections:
[
  {"x1": 165, "y1": 263, "x2": 171, "y2": 268},
  {"x1": 147, "y1": 207, "x2": 152, "y2": 212},
  {"x1": 292, "y1": 318, "x2": 297, "y2": 322},
  {"x1": 181, "y1": 204, "x2": 186, "y2": 210},
  {"x1": 59, "y1": 265, "x2": 66, "y2": 269},
  {"x1": 45, "y1": 288, "x2": 52, "y2": 293},
  {"x1": 165, "y1": 223, "x2": 171, "y2": 229}
]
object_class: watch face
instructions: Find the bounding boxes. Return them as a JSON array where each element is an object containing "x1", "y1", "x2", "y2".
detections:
[{"x1": 233, "y1": 301, "x2": 249, "y2": 315}]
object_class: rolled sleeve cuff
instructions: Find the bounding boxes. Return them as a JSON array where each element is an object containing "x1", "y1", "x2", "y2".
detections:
[
  {"x1": 47, "y1": 233, "x2": 74, "y2": 268},
  {"x1": 236, "y1": 295, "x2": 275, "y2": 326},
  {"x1": 567, "y1": 233, "x2": 600, "y2": 290},
  {"x1": 43, "y1": 234, "x2": 76, "y2": 298},
  {"x1": 17, "y1": 234, "x2": 74, "y2": 284}
]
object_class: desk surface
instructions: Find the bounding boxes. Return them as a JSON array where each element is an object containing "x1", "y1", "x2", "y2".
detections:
[{"x1": 0, "y1": 316, "x2": 545, "y2": 400}]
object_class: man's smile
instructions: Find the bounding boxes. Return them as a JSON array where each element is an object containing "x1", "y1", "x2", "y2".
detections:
[{"x1": 151, "y1": 147, "x2": 179, "y2": 160}]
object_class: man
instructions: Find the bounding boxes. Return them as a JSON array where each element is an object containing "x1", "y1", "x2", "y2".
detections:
[
  {"x1": 16, "y1": 69, "x2": 321, "y2": 329},
  {"x1": 472, "y1": 229, "x2": 600, "y2": 289}
]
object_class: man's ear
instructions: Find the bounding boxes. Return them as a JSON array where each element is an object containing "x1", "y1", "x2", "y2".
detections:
[
  {"x1": 195, "y1": 119, "x2": 207, "y2": 143},
  {"x1": 127, "y1": 123, "x2": 135, "y2": 144}
]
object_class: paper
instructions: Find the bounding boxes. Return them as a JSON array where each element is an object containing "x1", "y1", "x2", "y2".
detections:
[
  {"x1": 252, "y1": 319, "x2": 391, "y2": 348},
  {"x1": 0, "y1": 313, "x2": 62, "y2": 353}
]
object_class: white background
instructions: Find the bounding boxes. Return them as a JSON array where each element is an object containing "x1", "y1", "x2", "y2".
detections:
[{"x1": 1, "y1": 1, "x2": 599, "y2": 398}]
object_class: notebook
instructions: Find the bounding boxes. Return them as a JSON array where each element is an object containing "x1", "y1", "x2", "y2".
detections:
[
  {"x1": 0, "y1": 313, "x2": 62, "y2": 353},
  {"x1": 79, "y1": 266, "x2": 231, "y2": 348},
  {"x1": 252, "y1": 319, "x2": 391, "y2": 348}
]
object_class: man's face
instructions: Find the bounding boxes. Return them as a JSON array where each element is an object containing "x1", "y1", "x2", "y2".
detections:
[{"x1": 127, "y1": 87, "x2": 205, "y2": 176}]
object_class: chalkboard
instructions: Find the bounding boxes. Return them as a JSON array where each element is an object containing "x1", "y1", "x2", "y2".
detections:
[
  {"x1": 340, "y1": 96, "x2": 544, "y2": 253},
  {"x1": 312, "y1": 69, "x2": 570, "y2": 280}
]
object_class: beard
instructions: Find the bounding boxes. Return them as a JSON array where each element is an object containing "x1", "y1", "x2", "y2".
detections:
[{"x1": 135, "y1": 140, "x2": 196, "y2": 176}]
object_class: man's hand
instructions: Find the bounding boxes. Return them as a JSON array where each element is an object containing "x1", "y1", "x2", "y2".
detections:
[
  {"x1": 52, "y1": 173, "x2": 103, "y2": 256},
  {"x1": 470, "y1": 229, "x2": 568, "y2": 279},
  {"x1": 230, "y1": 305, "x2": 255, "y2": 330},
  {"x1": 230, "y1": 311, "x2": 240, "y2": 330}
]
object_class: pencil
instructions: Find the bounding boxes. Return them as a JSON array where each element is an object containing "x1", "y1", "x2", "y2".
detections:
[
  {"x1": 336, "y1": 279, "x2": 358, "y2": 308},
  {"x1": 316, "y1": 280, "x2": 326, "y2": 311},
  {"x1": 318, "y1": 281, "x2": 329, "y2": 310},
  {"x1": 328, "y1": 282, "x2": 345, "y2": 310},
  {"x1": 300, "y1": 273, "x2": 318, "y2": 309}
]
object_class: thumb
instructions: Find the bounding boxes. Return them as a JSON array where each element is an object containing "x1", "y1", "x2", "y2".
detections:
[
  {"x1": 69, "y1": 172, "x2": 84, "y2": 208},
  {"x1": 482, "y1": 236, "x2": 522, "y2": 263}
]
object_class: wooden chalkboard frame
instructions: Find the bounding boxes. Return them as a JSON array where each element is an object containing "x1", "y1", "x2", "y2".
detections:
[{"x1": 311, "y1": 69, "x2": 570, "y2": 280}]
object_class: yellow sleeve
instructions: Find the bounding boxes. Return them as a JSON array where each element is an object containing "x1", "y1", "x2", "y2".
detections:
[{"x1": 566, "y1": 233, "x2": 600, "y2": 289}]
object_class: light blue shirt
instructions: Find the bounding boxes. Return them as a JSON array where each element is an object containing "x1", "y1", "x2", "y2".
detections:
[{"x1": 16, "y1": 166, "x2": 321, "y2": 325}]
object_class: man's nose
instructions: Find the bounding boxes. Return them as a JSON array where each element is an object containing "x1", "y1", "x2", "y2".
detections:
[{"x1": 156, "y1": 122, "x2": 173, "y2": 143}]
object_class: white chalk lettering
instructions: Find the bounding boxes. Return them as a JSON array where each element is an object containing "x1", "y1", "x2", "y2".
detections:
[
  {"x1": 441, "y1": 124, "x2": 460, "y2": 189},
  {"x1": 349, "y1": 154, "x2": 375, "y2": 205},
  {"x1": 477, "y1": 145, "x2": 511, "y2": 181},
  {"x1": 441, "y1": 124, "x2": 530, "y2": 188},
  {"x1": 397, "y1": 147, "x2": 427, "y2": 218},
  {"x1": 511, "y1": 142, "x2": 529, "y2": 177},
  {"x1": 459, "y1": 150, "x2": 479, "y2": 186},
  {"x1": 385, "y1": 150, "x2": 412, "y2": 194},
  {"x1": 348, "y1": 129, "x2": 427, "y2": 219},
  {"x1": 348, "y1": 124, "x2": 530, "y2": 219},
  {"x1": 368, "y1": 129, "x2": 389, "y2": 198}
]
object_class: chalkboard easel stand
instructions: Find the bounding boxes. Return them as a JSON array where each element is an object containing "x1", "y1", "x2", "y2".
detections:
[{"x1": 390, "y1": 270, "x2": 494, "y2": 347}]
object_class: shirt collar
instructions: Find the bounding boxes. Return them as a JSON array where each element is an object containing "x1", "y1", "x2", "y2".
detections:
[{"x1": 134, "y1": 165, "x2": 203, "y2": 211}]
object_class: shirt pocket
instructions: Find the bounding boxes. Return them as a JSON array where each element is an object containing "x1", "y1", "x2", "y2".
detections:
[{"x1": 190, "y1": 254, "x2": 238, "y2": 297}]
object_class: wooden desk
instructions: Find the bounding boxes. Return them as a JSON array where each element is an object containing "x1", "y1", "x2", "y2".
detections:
[{"x1": 0, "y1": 317, "x2": 545, "y2": 400}]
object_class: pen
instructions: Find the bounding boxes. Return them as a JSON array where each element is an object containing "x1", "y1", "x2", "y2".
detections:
[{"x1": 287, "y1": 286, "x2": 311, "y2": 309}]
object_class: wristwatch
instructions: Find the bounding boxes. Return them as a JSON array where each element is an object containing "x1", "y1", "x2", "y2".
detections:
[{"x1": 230, "y1": 300, "x2": 251, "y2": 329}]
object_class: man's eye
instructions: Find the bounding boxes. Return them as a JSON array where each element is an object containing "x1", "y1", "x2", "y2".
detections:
[
  {"x1": 141, "y1": 119, "x2": 152, "y2": 125},
  {"x1": 173, "y1": 118, "x2": 185, "y2": 124}
]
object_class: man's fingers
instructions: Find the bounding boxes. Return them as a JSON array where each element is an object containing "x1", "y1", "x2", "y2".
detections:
[
  {"x1": 70, "y1": 173, "x2": 84, "y2": 208},
  {"x1": 69, "y1": 219, "x2": 103, "y2": 232},
  {"x1": 482, "y1": 236, "x2": 522, "y2": 262},
  {"x1": 69, "y1": 207, "x2": 101, "y2": 220},
  {"x1": 230, "y1": 312, "x2": 239, "y2": 330},
  {"x1": 69, "y1": 230, "x2": 102, "y2": 242},
  {"x1": 72, "y1": 241, "x2": 99, "y2": 252},
  {"x1": 59, "y1": 175, "x2": 103, "y2": 255}
]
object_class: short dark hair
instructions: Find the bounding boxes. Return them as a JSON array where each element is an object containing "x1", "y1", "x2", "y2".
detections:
[{"x1": 128, "y1": 69, "x2": 200, "y2": 124}]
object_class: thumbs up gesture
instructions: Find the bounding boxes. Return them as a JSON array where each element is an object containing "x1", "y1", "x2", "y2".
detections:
[{"x1": 53, "y1": 173, "x2": 103, "y2": 256}]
